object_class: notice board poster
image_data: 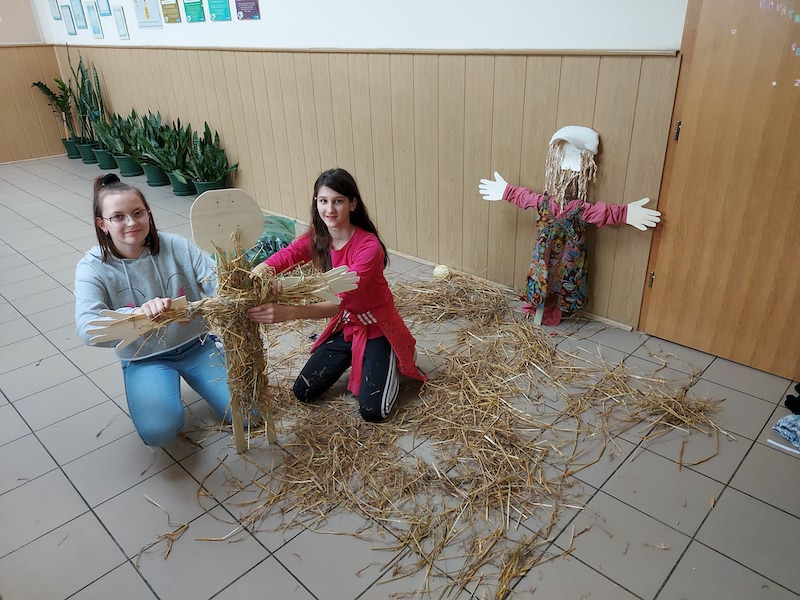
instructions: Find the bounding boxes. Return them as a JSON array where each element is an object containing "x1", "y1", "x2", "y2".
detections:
[{"x1": 235, "y1": 0, "x2": 259, "y2": 20}]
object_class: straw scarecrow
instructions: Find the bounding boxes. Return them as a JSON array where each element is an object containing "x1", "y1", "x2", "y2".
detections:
[
  {"x1": 85, "y1": 190, "x2": 358, "y2": 453},
  {"x1": 479, "y1": 125, "x2": 661, "y2": 326}
]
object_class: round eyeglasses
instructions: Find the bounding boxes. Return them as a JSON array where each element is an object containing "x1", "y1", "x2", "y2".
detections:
[{"x1": 102, "y1": 209, "x2": 150, "y2": 227}]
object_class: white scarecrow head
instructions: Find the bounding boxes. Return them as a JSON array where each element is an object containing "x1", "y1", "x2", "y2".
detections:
[{"x1": 544, "y1": 125, "x2": 599, "y2": 207}]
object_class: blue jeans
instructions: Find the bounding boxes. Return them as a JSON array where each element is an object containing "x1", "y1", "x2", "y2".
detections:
[{"x1": 122, "y1": 338, "x2": 231, "y2": 447}]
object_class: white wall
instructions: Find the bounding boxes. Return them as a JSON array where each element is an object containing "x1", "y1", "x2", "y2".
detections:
[{"x1": 30, "y1": 0, "x2": 688, "y2": 51}]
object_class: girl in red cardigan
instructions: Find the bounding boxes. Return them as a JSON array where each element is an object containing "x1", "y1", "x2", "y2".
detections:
[{"x1": 248, "y1": 168, "x2": 426, "y2": 422}]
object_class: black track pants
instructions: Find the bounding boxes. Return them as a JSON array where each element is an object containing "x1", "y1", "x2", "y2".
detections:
[{"x1": 293, "y1": 331, "x2": 399, "y2": 422}]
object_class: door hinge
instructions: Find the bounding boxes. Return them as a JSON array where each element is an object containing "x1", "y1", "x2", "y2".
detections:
[
  {"x1": 648, "y1": 272, "x2": 655, "y2": 288},
  {"x1": 674, "y1": 121, "x2": 681, "y2": 141}
]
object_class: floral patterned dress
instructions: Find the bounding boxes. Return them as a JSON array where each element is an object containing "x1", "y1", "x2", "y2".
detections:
[
  {"x1": 525, "y1": 199, "x2": 588, "y2": 312},
  {"x1": 503, "y1": 185, "x2": 628, "y2": 314}
]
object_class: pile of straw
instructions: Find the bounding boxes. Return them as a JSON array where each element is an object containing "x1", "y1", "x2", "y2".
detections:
[{"x1": 203, "y1": 267, "x2": 725, "y2": 599}]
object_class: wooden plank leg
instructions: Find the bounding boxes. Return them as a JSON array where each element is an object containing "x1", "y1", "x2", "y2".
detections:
[{"x1": 231, "y1": 403, "x2": 247, "y2": 453}]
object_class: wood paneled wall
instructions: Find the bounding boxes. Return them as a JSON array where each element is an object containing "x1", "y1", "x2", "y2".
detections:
[
  {"x1": 11, "y1": 45, "x2": 680, "y2": 328},
  {"x1": 0, "y1": 46, "x2": 68, "y2": 163}
]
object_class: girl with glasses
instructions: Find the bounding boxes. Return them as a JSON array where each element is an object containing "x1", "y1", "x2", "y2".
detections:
[{"x1": 74, "y1": 174, "x2": 231, "y2": 447}]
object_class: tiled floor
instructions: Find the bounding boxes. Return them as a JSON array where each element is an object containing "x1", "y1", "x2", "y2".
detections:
[{"x1": 1, "y1": 156, "x2": 799, "y2": 600}]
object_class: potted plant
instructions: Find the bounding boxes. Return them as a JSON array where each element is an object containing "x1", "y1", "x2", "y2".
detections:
[
  {"x1": 138, "y1": 112, "x2": 172, "y2": 186},
  {"x1": 143, "y1": 119, "x2": 195, "y2": 195},
  {"x1": 31, "y1": 78, "x2": 80, "y2": 158},
  {"x1": 176, "y1": 123, "x2": 239, "y2": 194},
  {"x1": 102, "y1": 112, "x2": 144, "y2": 176},
  {"x1": 69, "y1": 52, "x2": 105, "y2": 164}
]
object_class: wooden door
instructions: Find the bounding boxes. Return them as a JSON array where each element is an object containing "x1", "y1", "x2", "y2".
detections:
[{"x1": 640, "y1": 0, "x2": 800, "y2": 380}]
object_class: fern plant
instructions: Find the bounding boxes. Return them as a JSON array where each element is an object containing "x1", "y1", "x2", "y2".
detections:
[{"x1": 177, "y1": 123, "x2": 238, "y2": 183}]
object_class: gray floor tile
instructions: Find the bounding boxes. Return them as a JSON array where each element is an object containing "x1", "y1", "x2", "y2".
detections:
[
  {"x1": 12, "y1": 285, "x2": 75, "y2": 317},
  {"x1": 25, "y1": 300, "x2": 76, "y2": 332},
  {"x1": 632, "y1": 337, "x2": 716, "y2": 375},
  {"x1": 0, "y1": 317, "x2": 40, "y2": 347},
  {"x1": 273, "y1": 510, "x2": 399, "y2": 600},
  {"x1": 689, "y1": 378, "x2": 777, "y2": 440},
  {"x1": 702, "y1": 357, "x2": 792, "y2": 403},
  {"x1": 0, "y1": 512, "x2": 125, "y2": 600},
  {"x1": 515, "y1": 553, "x2": 640, "y2": 599},
  {"x1": 0, "y1": 253, "x2": 31, "y2": 272},
  {"x1": 574, "y1": 319, "x2": 649, "y2": 354},
  {"x1": 62, "y1": 433, "x2": 178, "y2": 507},
  {"x1": 214, "y1": 557, "x2": 314, "y2": 599},
  {"x1": 553, "y1": 491, "x2": 691, "y2": 599},
  {"x1": 0, "y1": 469, "x2": 87, "y2": 557},
  {"x1": 643, "y1": 428, "x2": 753, "y2": 485},
  {"x1": 0, "y1": 433, "x2": 58, "y2": 495},
  {"x1": 0, "y1": 404, "x2": 31, "y2": 446},
  {"x1": 696, "y1": 487, "x2": 800, "y2": 593},
  {"x1": 0, "y1": 335, "x2": 59, "y2": 375},
  {"x1": 13, "y1": 375, "x2": 110, "y2": 431},
  {"x1": 69, "y1": 562, "x2": 158, "y2": 600},
  {"x1": 42, "y1": 321, "x2": 84, "y2": 352},
  {"x1": 0, "y1": 302, "x2": 22, "y2": 324},
  {"x1": 729, "y1": 441, "x2": 800, "y2": 515},
  {"x1": 0, "y1": 263, "x2": 46, "y2": 285},
  {"x1": 36, "y1": 400, "x2": 136, "y2": 465},
  {"x1": 94, "y1": 463, "x2": 212, "y2": 556},
  {"x1": 600, "y1": 448, "x2": 723, "y2": 536},
  {"x1": 659, "y1": 541, "x2": 798, "y2": 600},
  {"x1": 0, "y1": 353, "x2": 83, "y2": 401},
  {"x1": 135, "y1": 506, "x2": 268, "y2": 600},
  {"x1": 0, "y1": 272, "x2": 61, "y2": 301}
]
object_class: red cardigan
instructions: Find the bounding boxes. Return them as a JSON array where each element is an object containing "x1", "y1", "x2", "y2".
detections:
[{"x1": 265, "y1": 227, "x2": 426, "y2": 394}]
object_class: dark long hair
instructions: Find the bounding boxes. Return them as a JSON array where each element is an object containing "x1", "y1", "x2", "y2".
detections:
[
  {"x1": 308, "y1": 168, "x2": 388, "y2": 271},
  {"x1": 92, "y1": 173, "x2": 159, "y2": 262}
]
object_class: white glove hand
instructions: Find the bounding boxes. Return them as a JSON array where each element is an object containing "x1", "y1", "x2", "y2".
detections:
[
  {"x1": 625, "y1": 198, "x2": 661, "y2": 231},
  {"x1": 85, "y1": 297, "x2": 188, "y2": 350},
  {"x1": 478, "y1": 172, "x2": 508, "y2": 201},
  {"x1": 280, "y1": 266, "x2": 359, "y2": 305}
]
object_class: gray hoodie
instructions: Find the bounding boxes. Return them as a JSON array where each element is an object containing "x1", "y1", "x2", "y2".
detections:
[{"x1": 74, "y1": 232, "x2": 216, "y2": 361}]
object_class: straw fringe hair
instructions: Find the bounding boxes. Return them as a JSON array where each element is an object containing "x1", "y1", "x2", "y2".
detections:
[{"x1": 543, "y1": 143, "x2": 598, "y2": 207}]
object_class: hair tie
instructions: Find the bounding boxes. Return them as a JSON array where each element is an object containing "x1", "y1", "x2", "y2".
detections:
[{"x1": 101, "y1": 173, "x2": 120, "y2": 186}]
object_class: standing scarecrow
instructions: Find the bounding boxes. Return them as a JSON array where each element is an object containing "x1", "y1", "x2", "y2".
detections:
[{"x1": 479, "y1": 125, "x2": 660, "y2": 326}]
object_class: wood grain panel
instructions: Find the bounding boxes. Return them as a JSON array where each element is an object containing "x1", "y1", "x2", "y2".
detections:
[
  {"x1": 309, "y1": 54, "x2": 339, "y2": 172},
  {"x1": 584, "y1": 57, "x2": 641, "y2": 317},
  {"x1": 222, "y1": 51, "x2": 249, "y2": 191},
  {"x1": 608, "y1": 57, "x2": 679, "y2": 326},
  {"x1": 263, "y1": 53, "x2": 295, "y2": 217},
  {"x1": 437, "y1": 55, "x2": 466, "y2": 269},
  {"x1": 487, "y1": 56, "x2": 526, "y2": 287},
  {"x1": 413, "y1": 55, "x2": 439, "y2": 263},
  {"x1": 556, "y1": 57, "x2": 600, "y2": 128},
  {"x1": 32, "y1": 46, "x2": 66, "y2": 155},
  {"x1": 294, "y1": 53, "x2": 323, "y2": 189},
  {"x1": 461, "y1": 55, "x2": 494, "y2": 276},
  {"x1": 327, "y1": 54, "x2": 355, "y2": 172},
  {"x1": 248, "y1": 52, "x2": 281, "y2": 207},
  {"x1": 277, "y1": 53, "x2": 308, "y2": 217},
  {"x1": 187, "y1": 50, "x2": 210, "y2": 126},
  {"x1": 348, "y1": 54, "x2": 377, "y2": 225},
  {"x1": 390, "y1": 54, "x2": 417, "y2": 257},
  {"x1": 236, "y1": 53, "x2": 267, "y2": 204},
  {"x1": 368, "y1": 54, "x2": 397, "y2": 250}
]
